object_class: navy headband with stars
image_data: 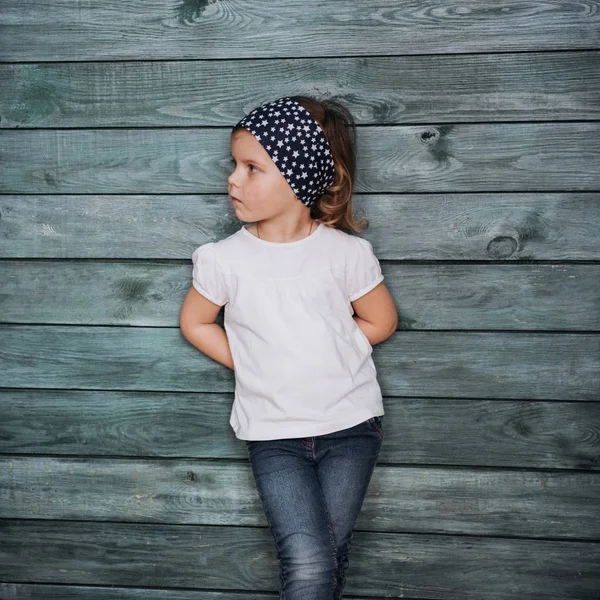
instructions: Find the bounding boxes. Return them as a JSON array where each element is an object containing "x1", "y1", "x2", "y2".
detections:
[{"x1": 234, "y1": 97, "x2": 336, "y2": 208}]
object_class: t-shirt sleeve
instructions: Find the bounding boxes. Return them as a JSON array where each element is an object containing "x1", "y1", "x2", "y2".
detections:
[
  {"x1": 191, "y1": 242, "x2": 228, "y2": 306},
  {"x1": 346, "y1": 237, "x2": 385, "y2": 302}
]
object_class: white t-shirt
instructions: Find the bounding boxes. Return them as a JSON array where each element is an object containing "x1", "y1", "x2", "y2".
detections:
[{"x1": 191, "y1": 221, "x2": 385, "y2": 441}]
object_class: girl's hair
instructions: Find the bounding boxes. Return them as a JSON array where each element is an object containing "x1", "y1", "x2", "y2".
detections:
[
  {"x1": 292, "y1": 95, "x2": 367, "y2": 233},
  {"x1": 233, "y1": 95, "x2": 368, "y2": 233}
]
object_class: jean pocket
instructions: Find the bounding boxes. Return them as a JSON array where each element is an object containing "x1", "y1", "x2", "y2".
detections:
[{"x1": 367, "y1": 416, "x2": 383, "y2": 439}]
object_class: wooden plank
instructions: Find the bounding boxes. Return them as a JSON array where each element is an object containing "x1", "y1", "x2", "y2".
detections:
[
  {"x1": 2, "y1": 261, "x2": 599, "y2": 330},
  {"x1": 0, "y1": 584, "x2": 277, "y2": 600},
  {"x1": 1, "y1": 124, "x2": 599, "y2": 193},
  {"x1": 1, "y1": 456, "x2": 598, "y2": 539},
  {"x1": 1, "y1": 1, "x2": 599, "y2": 61},
  {"x1": 386, "y1": 263, "x2": 600, "y2": 330},
  {"x1": 1, "y1": 520, "x2": 598, "y2": 599},
  {"x1": 1, "y1": 390, "x2": 598, "y2": 470},
  {"x1": 2, "y1": 51, "x2": 599, "y2": 127},
  {"x1": 0, "y1": 326, "x2": 598, "y2": 400},
  {"x1": 1, "y1": 193, "x2": 598, "y2": 260}
]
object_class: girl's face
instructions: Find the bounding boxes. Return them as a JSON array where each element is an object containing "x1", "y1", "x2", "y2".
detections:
[{"x1": 228, "y1": 128, "x2": 298, "y2": 221}]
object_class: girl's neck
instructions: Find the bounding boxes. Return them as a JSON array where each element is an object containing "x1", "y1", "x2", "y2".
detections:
[{"x1": 255, "y1": 219, "x2": 316, "y2": 243}]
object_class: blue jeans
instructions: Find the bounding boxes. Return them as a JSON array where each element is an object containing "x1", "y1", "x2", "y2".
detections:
[{"x1": 245, "y1": 416, "x2": 383, "y2": 600}]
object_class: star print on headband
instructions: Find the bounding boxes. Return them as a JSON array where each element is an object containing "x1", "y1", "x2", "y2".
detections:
[{"x1": 234, "y1": 97, "x2": 336, "y2": 208}]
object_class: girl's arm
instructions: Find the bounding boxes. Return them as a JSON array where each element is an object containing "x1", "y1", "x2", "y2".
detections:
[
  {"x1": 352, "y1": 282, "x2": 398, "y2": 346},
  {"x1": 179, "y1": 287, "x2": 235, "y2": 370}
]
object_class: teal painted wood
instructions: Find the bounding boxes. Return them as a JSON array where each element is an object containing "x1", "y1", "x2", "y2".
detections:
[
  {"x1": 1, "y1": 456, "x2": 598, "y2": 539},
  {"x1": 0, "y1": 2, "x2": 598, "y2": 598},
  {"x1": 0, "y1": 585, "x2": 275, "y2": 600},
  {"x1": 2, "y1": 51, "x2": 599, "y2": 127},
  {"x1": 1, "y1": 193, "x2": 599, "y2": 260},
  {"x1": 1, "y1": 520, "x2": 599, "y2": 599},
  {"x1": 2, "y1": 261, "x2": 600, "y2": 330},
  {"x1": 2, "y1": 124, "x2": 600, "y2": 193},
  {"x1": 1, "y1": 390, "x2": 598, "y2": 469},
  {"x1": 0, "y1": 326, "x2": 598, "y2": 399},
  {"x1": 1, "y1": 1, "x2": 599, "y2": 61}
]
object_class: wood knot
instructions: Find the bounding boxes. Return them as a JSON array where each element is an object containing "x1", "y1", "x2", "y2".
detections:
[
  {"x1": 185, "y1": 470, "x2": 197, "y2": 481},
  {"x1": 420, "y1": 129, "x2": 439, "y2": 144},
  {"x1": 486, "y1": 235, "x2": 518, "y2": 259}
]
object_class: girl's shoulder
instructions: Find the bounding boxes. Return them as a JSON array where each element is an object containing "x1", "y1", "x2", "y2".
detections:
[
  {"x1": 191, "y1": 228, "x2": 243, "y2": 272},
  {"x1": 322, "y1": 224, "x2": 377, "y2": 254}
]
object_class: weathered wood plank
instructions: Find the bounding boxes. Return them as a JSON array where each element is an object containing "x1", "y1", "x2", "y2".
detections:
[
  {"x1": 2, "y1": 261, "x2": 599, "y2": 330},
  {"x1": 0, "y1": 584, "x2": 277, "y2": 600},
  {"x1": 1, "y1": 193, "x2": 598, "y2": 260},
  {"x1": 1, "y1": 390, "x2": 598, "y2": 470},
  {"x1": 1, "y1": 326, "x2": 597, "y2": 400},
  {"x1": 2, "y1": 456, "x2": 598, "y2": 539},
  {"x1": 1, "y1": 0, "x2": 599, "y2": 61},
  {"x1": 1, "y1": 520, "x2": 598, "y2": 599},
  {"x1": 1, "y1": 124, "x2": 599, "y2": 193},
  {"x1": 2, "y1": 51, "x2": 599, "y2": 127}
]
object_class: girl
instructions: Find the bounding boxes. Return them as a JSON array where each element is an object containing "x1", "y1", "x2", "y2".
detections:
[{"x1": 179, "y1": 95, "x2": 398, "y2": 600}]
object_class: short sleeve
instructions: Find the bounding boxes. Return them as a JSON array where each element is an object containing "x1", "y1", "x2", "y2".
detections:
[
  {"x1": 346, "y1": 237, "x2": 385, "y2": 302},
  {"x1": 191, "y1": 242, "x2": 228, "y2": 306}
]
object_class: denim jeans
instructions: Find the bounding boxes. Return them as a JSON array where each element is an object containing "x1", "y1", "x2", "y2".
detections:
[{"x1": 245, "y1": 416, "x2": 383, "y2": 600}]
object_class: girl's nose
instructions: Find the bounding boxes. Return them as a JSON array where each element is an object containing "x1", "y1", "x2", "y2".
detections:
[{"x1": 227, "y1": 177, "x2": 238, "y2": 196}]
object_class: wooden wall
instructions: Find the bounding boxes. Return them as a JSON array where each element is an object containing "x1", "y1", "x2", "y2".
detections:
[{"x1": 1, "y1": 1, "x2": 599, "y2": 598}]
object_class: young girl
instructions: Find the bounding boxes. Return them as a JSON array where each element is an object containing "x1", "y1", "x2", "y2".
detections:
[{"x1": 179, "y1": 95, "x2": 398, "y2": 600}]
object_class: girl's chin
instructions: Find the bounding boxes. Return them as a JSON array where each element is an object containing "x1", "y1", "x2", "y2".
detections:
[{"x1": 234, "y1": 213, "x2": 254, "y2": 223}]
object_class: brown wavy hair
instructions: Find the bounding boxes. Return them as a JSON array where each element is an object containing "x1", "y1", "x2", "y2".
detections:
[{"x1": 233, "y1": 95, "x2": 368, "y2": 234}]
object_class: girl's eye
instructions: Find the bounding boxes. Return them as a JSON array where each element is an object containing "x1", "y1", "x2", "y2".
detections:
[{"x1": 228, "y1": 159, "x2": 257, "y2": 173}]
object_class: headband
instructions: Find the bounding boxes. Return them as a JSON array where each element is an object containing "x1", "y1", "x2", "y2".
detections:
[{"x1": 234, "y1": 97, "x2": 335, "y2": 208}]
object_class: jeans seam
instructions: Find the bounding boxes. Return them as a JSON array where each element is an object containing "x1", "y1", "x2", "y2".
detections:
[
  {"x1": 316, "y1": 473, "x2": 339, "y2": 600},
  {"x1": 313, "y1": 436, "x2": 341, "y2": 600}
]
